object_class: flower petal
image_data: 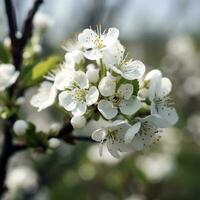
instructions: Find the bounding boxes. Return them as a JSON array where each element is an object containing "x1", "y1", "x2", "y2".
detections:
[
  {"x1": 157, "y1": 77, "x2": 172, "y2": 97},
  {"x1": 83, "y1": 49, "x2": 102, "y2": 60},
  {"x1": 120, "y1": 96, "x2": 141, "y2": 115},
  {"x1": 102, "y1": 40, "x2": 124, "y2": 67},
  {"x1": 102, "y1": 28, "x2": 119, "y2": 48},
  {"x1": 30, "y1": 81, "x2": 57, "y2": 112},
  {"x1": 58, "y1": 91, "x2": 76, "y2": 111},
  {"x1": 151, "y1": 103, "x2": 178, "y2": 127},
  {"x1": 54, "y1": 69, "x2": 74, "y2": 90},
  {"x1": 117, "y1": 83, "x2": 133, "y2": 100},
  {"x1": 78, "y1": 28, "x2": 97, "y2": 48},
  {"x1": 92, "y1": 128, "x2": 106, "y2": 142},
  {"x1": 86, "y1": 86, "x2": 99, "y2": 106},
  {"x1": 0, "y1": 64, "x2": 19, "y2": 91},
  {"x1": 106, "y1": 141, "x2": 120, "y2": 159},
  {"x1": 72, "y1": 101, "x2": 87, "y2": 116},
  {"x1": 145, "y1": 69, "x2": 162, "y2": 101},
  {"x1": 121, "y1": 60, "x2": 145, "y2": 80},
  {"x1": 73, "y1": 71, "x2": 89, "y2": 89},
  {"x1": 98, "y1": 100, "x2": 118, "y2": 120},
  {"x1": 125, "y1": 122, "x2": 141, "y2": 144},
  {"x1": 98, "y1": 75, "x2": 116, "y2": 97}
]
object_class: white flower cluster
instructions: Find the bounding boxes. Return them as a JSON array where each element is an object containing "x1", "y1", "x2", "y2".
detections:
[
  {"x1": 0, "y1": 64, "x2": 19, "y2": 91},
  {"x1": 30, "y1": 27, "x2": 178, "y2": 158}
]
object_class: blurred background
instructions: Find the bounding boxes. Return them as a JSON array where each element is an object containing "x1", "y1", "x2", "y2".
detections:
[{"x1": 1, "y1": 0, "x2": 200, "y2": 199}]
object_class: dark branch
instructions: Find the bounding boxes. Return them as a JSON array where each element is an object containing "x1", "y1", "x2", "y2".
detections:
[
  {"x1": 21, "y1": 0, "x2": 44, "y2": 49},
  {"x1": 0, "y1": 0, "x2": 44, "y2": 198},
  {"x1": 4, "y1": 0, "x2": 17, "y2": 44}
]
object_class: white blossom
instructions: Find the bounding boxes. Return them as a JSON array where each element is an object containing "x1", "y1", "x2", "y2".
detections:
[
  {"x1": 30, "y1": 81, "x2": 57, "y2": 112},
  {"x1": 0, "y1": 64, "x2": 19, "y2": 91},
  {"x1": 92, "y1": 120, "x2": 131, "y2": 158},
  {"x1": 144, "y1": 70, "x2": 178, "y2": 127},
  {"x1": 78, "y1": 27, "x2": 119, "y2": 60},
  {"x1": 102, "y1": 41, "x2": 146, "y2": 80},
  {"x1": 98, "y1": 75, "x2": 141, "y2": 119},
  {"x1": 59, "y1": 71, "x2": 99, "y2": 116}
]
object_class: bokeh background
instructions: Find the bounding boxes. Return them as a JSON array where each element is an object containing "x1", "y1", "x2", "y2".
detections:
[{"x1": 0, "y1": 0, "x2": 200, "y2": 199}]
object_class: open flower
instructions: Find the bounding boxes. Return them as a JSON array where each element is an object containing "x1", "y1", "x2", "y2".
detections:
[
  {"x1": 125, "y1": 115, "x2": 162, "y2": 151},
  {"x1": 78, "y1": 27, "x2": 119, "y2": 60},
  {"x1": 30, "y1": 81, "x2": 57, "y2": 112},
  {"x1": 144, "y1": 70, "x2": 178, "y2": 127},
  {"x1": 59, "y1": 71, "x2": 99, "y2": 116},
  {"x1": 92, "y1": 120, "x2": 131, "y2": 158},
  {"x1": 102, "y1": 41, "x2": 145, "y2": 80},
  {"x1": 98, "y1": 75, "x2": 141, "y2": 119},
  {"x1": 0, "y1": 64, "x2": 19, "y2": 91}
]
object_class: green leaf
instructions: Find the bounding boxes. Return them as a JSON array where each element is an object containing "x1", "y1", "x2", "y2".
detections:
[
  {"x1": 23, "y1": 55, "x2": 62, "y2": 86},
  {"x1": 0, "y1": 43, "x2": 10, "y2": 63}
]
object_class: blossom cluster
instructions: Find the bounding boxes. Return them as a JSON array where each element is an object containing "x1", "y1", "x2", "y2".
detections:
[{"x1": 30, "y1": 27, "x2": 178, "y2": 158}]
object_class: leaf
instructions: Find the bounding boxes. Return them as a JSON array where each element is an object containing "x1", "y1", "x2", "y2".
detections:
[
  {"x1": 23, "y1": 55, "x2": 62, "y2": 86},
  {"x1": 0, "y1": 43, "x2": 10, "y2": 63}
]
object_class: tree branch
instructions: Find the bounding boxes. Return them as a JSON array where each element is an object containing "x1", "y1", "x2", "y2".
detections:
[
  {"x1": 0, "y1": 0, "x2": 44, "y2": 198},
  {"x1": 4, "y1": 0, "x2": 17, "y2": 45}
]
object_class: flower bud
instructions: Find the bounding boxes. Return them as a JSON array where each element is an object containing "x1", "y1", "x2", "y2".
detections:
[
  {"x1": 33, "y1": 12, "x2": 53, "y2": 31},
  {"x1": 13, "y1": 120, "x2": 28, "y2": 136},
  {"x1": 48, "y1": 138, "x2": 61, "y2": 148},
  {"x1": 16, "y1": 97, "x2": 26, "y2": 106},
  {"x1": 86, "y1": 64, "x2": 99, "y2": 83},
  {"x1": 71, "y1": 115, "x2": 86, "y2": 129}
]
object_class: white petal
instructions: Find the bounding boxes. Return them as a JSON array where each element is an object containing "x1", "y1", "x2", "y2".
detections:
[
  {"x1": 102, "y1": 40, "x2": 124, "y2": 67},
  {"x1": 120, "y1": 96, "x2": 141, "y2": 115},
  {"x1": 157, "y1": 77, "x2": 172, "y2": 97},
  {"x1": 151, "y1": 103, "x2": 178, "y2": 127},
  {"x1": 86, "y1": 67, "x2": 99, "y2": 83},
  {"x1": 73, "y1": 71, "x2": 89, "y2": 89},
  {"x1": 54, "y1": 69, "x2": 74, "y2": 90},
  {"x1": 98, "y1": 100, "x2": 118, "y2": 120},
  {"x1": 72, "y1": 101, "x2": 87, "y2": 116},
  {"x1": 125, "y1": 122, "x2": 141, "y2": 144},
  {"x1": 106, "y1": 141, "x2": 120, "y2": 159},
  {"x1": 78, "y1": 28, "x2": 97, "y2": 48},
  {"x1": 0, "y1": 64, "x2": 19, "y2": 91},
  {"x1": 83, "y1": 49, "x2": 102, "y2": 60},
  {"x1": 143, "y1": 113, "x2": 168, "y2": 128},
  {"x1": 58, "y1": 91, "x2": 76, "y2": 111},
  {"x1": 117, "y1": 84, "x2": 133, "y2": 100},
  {"x1": 71, "y1": 115, "x2": 86, "y2": 129},
  {"x1": 92, "y1": 128, "x2": 106, "y2": 142},
  {"x1": 145, "y1": 69, "x2": 162, "y2": 81},
  {"x1": 99, "y1": 143, "x2": 104, "y2": 156},
  {"x1": 30, "y1": 81, "x2": 57, "y2": 112},
  {"x1": 98, "y1": 75, "x2": 116, "y2": 97},
  {"x1": 86, "y1": 86, "x2": 99, "y2": 106},
  {"x1": 102, "y1": 28, "x2": 119, "y2": 48},
  {"x1": 121, "y1": 60, "x2": 145, "y2": 80}
]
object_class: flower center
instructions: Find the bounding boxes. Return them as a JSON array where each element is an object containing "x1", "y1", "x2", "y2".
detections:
[
  {"x1": 95, "y1": 37, "x2": 104, "y2": 48},
  {"x1": 74, "y1": 89, "x2": 87, "y2": 101},
  {"x1": 111, "y1": 93, "x2": 123, "y2": 107},
  {"x1": 107, "y1": 128, "x2": 117, "y2": 143}
]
